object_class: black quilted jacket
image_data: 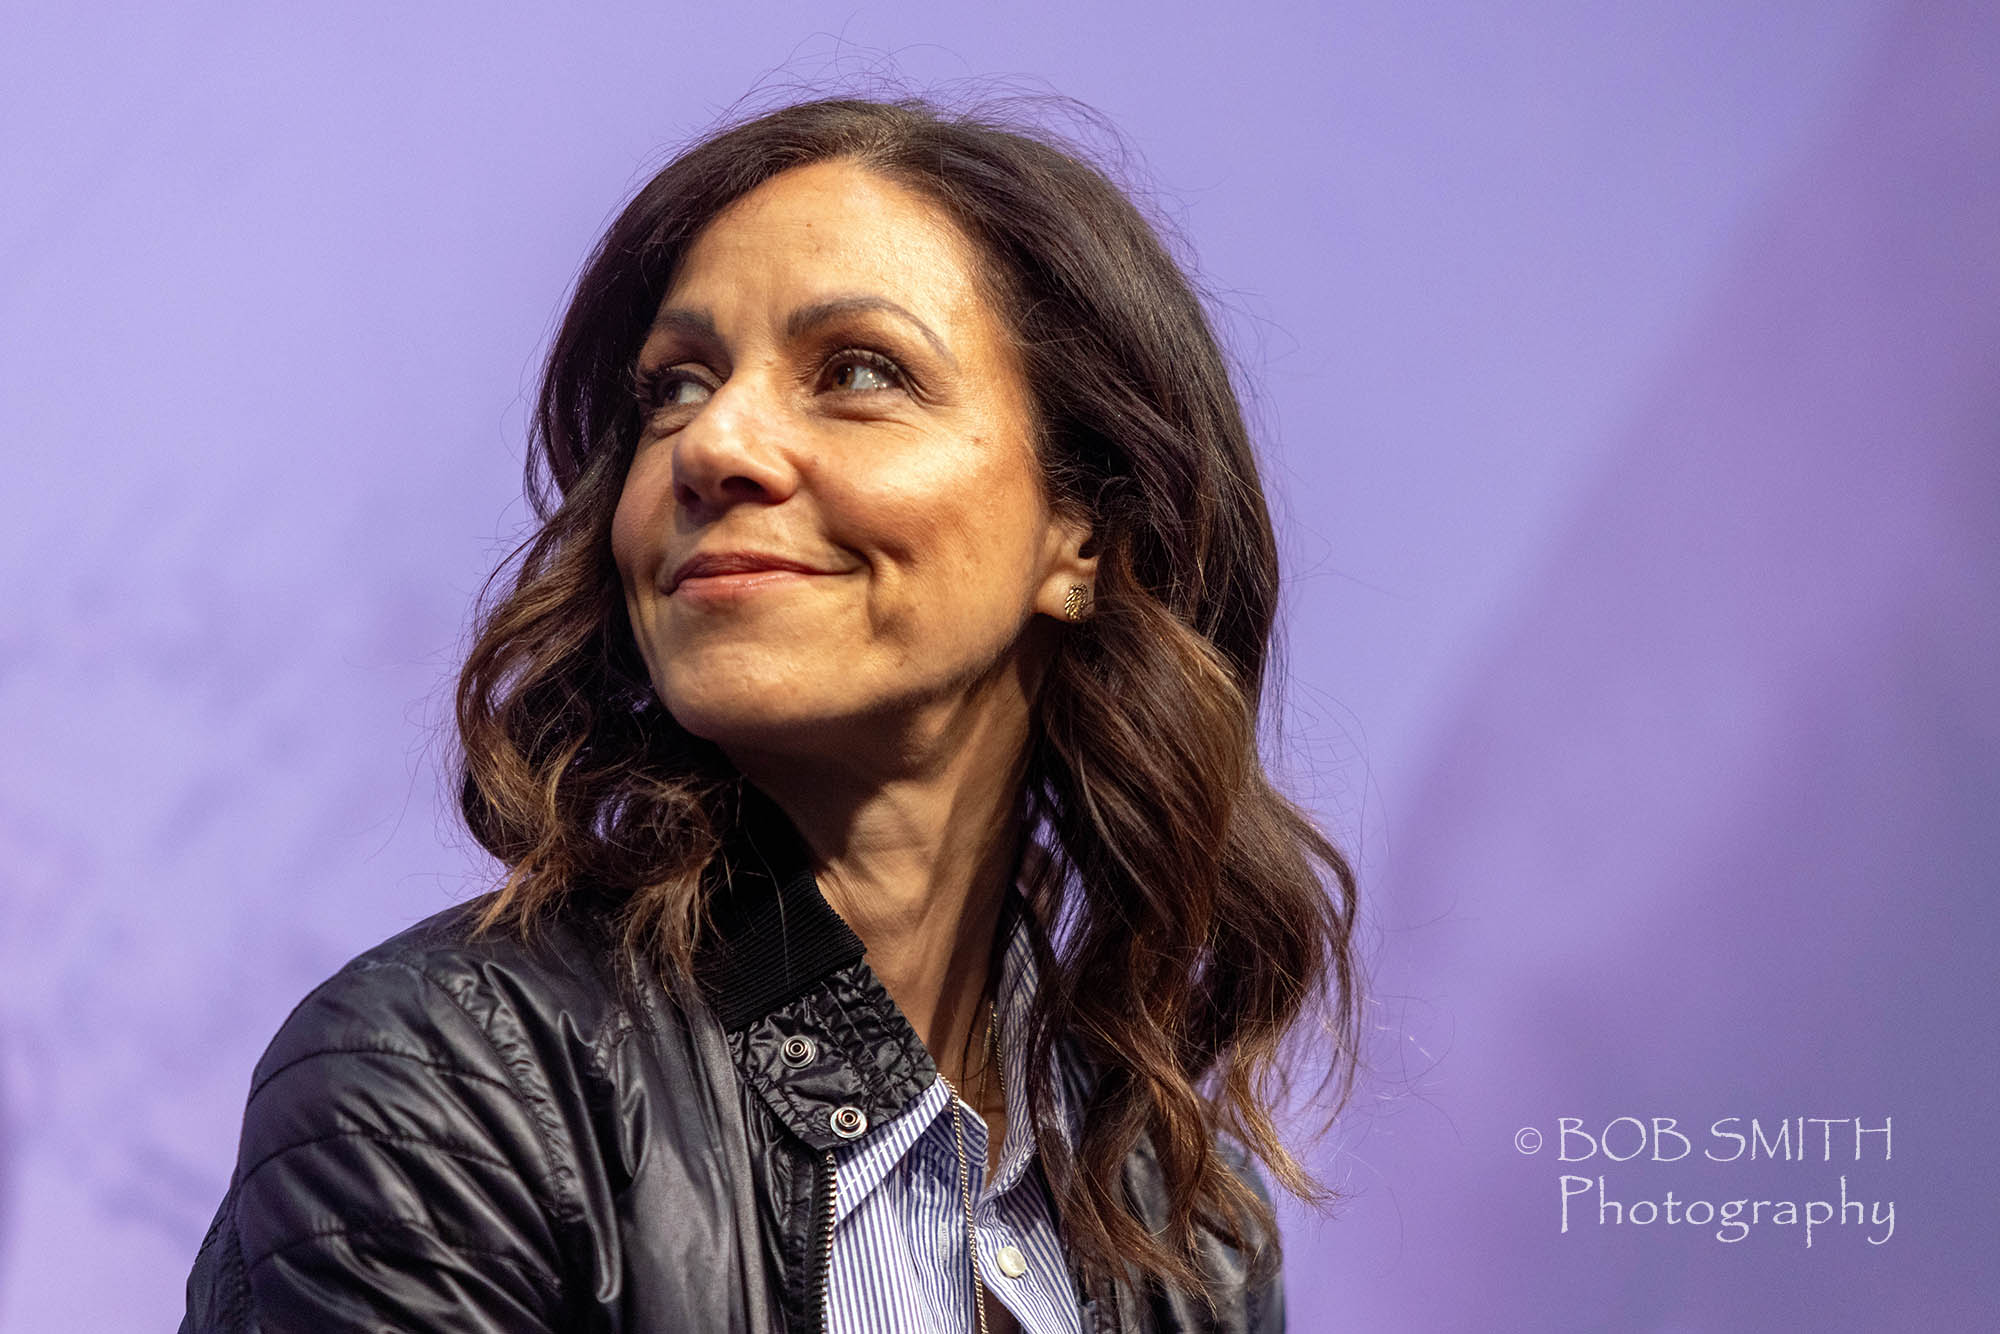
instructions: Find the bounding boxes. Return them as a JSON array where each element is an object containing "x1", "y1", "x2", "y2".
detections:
[{"x1": 179, "y1": 791, "x2": 1285, "y2": 1331}]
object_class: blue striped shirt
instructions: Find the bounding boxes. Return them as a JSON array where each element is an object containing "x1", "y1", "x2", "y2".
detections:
[{"x1": 824, "y1": 885, "x2": 1084, "y2": 1333}]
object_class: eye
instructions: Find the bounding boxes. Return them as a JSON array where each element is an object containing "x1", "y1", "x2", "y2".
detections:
[
  {"x1": 657, "y1": 375, "x2": 712, "y2": 408},
  {"x1": 635, "y1": 363, "x2": 713, "y2": 414},
  {"x1": 824, "y1": 349, "x2": 906, "y2": 394}
]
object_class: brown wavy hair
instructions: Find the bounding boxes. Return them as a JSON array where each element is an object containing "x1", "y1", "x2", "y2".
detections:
[{"x1": 456, "y1": 91, "x2": 1361, "y2": 1310}]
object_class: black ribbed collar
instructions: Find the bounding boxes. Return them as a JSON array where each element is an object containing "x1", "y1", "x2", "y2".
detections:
[
  {"x1": 693, "y1": 781, "x2": 872, "y2": 1032},
  {"x1": 691, "y1": 782, "x2": 1035, "y2": 1030}
]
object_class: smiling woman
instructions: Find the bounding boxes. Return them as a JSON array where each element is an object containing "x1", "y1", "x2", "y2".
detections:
[
  {"x1": 614, "y1": 160, "x2": 1088, "y2": 775},
  {"x1": 181, "y1": 94, "x2": 1360, "y2": 1334}
]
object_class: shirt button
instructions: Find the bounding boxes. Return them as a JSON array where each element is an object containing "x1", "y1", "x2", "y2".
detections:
[{"x1": 996, "y1": 1244, "x2": 1029, "y2": 1279}]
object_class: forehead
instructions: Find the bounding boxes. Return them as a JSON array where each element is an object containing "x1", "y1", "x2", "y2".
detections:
[{"x1": 663, "y1": 159, "x2": 998, "y2": 332}]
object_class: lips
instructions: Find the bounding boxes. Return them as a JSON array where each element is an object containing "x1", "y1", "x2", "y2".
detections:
[{"x1": 668, "y1": 550, "x2": 837, "y2": 593}]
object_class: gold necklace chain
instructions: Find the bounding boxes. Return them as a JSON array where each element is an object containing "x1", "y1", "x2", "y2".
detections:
[{"x1": 943, "y1": 997, "x2": 1003, "y2": 1334}]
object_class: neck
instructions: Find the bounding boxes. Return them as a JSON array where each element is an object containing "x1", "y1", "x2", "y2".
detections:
[{"x1": 727, "y1": 692, "x2": 1032, "y2": 1094}]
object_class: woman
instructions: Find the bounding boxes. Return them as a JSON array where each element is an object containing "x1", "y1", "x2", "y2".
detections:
[{"x1": 181, "y1": 93, "x2": 1360, "y2": 1333}]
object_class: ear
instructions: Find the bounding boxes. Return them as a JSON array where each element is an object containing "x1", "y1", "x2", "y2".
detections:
[{"x1": 1035, "y1": 510, "x2": 1100, "y2": 622}]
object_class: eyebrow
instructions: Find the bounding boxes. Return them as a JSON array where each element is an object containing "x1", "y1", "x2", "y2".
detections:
[
  {"x1": 645, "y1": 295, "x2": 958, "y2": 371},
  {"x1": 645, "y1": 306, "x2": 721, "y2": 345},
  {"x1": 786, "y1": 296, "x2": 957, "y2": 371}
]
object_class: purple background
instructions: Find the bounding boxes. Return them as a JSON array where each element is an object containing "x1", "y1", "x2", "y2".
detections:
[{"x1": 3, "y1": 2, "x2": 1994, "y2": 1328}]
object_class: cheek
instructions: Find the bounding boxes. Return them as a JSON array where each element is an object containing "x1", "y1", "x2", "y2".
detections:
[
  {"x1": 948, "y1": 440, "x2": 1051, "y2": 566},
  {"x1": 608, "y1": 499, "x2": 641, "y2": 587},
  {"x1": 843, "y1": 445, "x2": 1046, "y2": 606},
  {"x1": 609, "y1": 457, "x2": 667, "y2": 588},
  {"x1": 827, "y1": 454, "x2": 969, "y2": 557}
]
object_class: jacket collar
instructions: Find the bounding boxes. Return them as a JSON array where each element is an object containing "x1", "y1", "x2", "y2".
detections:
[
  {"x1": 695, "y1": 781, "x2": 1044, "y2": 1021},
  {"x1": 691, "y1": 786, "x2": 1130, "y2": 1328},
  {"x1": 693, "y1": 782, "x2": 940, "y2": 1151},
  {"x1": 694, "y1": 781, "x2": 872, "y2": 1032}
]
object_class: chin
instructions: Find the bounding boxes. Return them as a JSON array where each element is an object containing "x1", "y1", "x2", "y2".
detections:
[{"x1": 658, "y1": 672, "x2": 833, "y2": 747}]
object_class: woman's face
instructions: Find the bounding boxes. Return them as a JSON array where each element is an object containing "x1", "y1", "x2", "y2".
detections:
[{"x1": 611, "y1": 158, "x2": 1092, "y2": 764}]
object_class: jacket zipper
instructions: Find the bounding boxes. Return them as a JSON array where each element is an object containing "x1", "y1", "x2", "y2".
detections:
[{"x1": 809, "y1": 1148, "x2": 838, "y2": 1332}]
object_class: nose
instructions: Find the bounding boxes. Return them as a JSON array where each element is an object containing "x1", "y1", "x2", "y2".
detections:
[{"x1": 669, "y1": 373, "x2": 801, "y2": 519}]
